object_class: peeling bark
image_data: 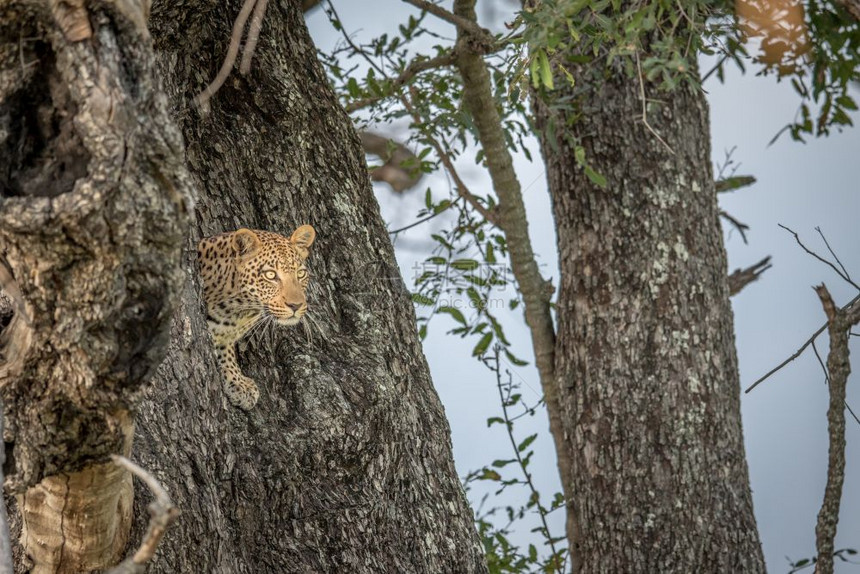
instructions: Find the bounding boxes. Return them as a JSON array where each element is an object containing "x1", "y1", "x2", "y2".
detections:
[{"x1": 534, "y1": 59, "x2": 766, "y2": 572}]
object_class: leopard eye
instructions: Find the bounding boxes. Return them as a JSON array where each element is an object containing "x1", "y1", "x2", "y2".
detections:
[
  {"x1": 296, "y1": 269, "x2": 308, "y2": 280},
  {"x1": 262, "y1": 270, "x2": 278, "y2": 281}
]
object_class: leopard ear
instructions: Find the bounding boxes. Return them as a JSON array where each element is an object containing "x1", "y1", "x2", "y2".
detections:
[
  {"x1": 290, "y1": 224, "x2": 316, "y2": 258},
  {"x1": 231, "y1": 229, "x2": 260, "y2": 257}
]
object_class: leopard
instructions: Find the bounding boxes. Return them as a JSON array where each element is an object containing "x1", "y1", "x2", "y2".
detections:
[{"x1": 197, "y1": 225, "x2": 316, "y2": 409}]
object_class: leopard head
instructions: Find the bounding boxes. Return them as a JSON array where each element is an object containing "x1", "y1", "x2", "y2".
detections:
[{"x1": 231, "y1": 225, "x2": 316, "y2": 325}]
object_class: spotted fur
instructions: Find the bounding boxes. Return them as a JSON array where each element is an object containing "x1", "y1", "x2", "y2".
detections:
[{"x1": 197, "y1": 225, "x2": 316, "y2": 409}]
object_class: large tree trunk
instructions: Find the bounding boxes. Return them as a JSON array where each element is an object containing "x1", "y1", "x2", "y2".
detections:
[
  {"x1": 534, "y1": 60, "x2": 766, "y2": 571},
  {"x1": 1, "y1": 1, "x2": 486, "y2": 572},
  {"x1": 129, "y1": 1, "x2": 485, "y2": 572},
  {"x1": 0, "y1": 1, "x2": 190, "y2": 570}
]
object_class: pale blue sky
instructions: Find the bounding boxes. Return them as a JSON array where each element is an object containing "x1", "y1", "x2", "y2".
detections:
[{"x1": 307, "y1": 2, "x2": 860, "y2": 571}]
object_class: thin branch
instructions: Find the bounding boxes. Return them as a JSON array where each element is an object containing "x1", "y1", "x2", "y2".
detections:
[
  {"x1": 400, "y1": 94, "x2": 499, "y2": 226},
  {"x1": 402, "y1": 0, "x2": 493, "y2": 42},
  {"x1": 239, "y1": 0, "x2": 269, "y2": 75},
  {"x1": 344, "y1": 51, "x2": 457, "y2": 113},
  {"x1": 106, "y1": 456, "x2": 179, "y2": 574},
  {"x1": 745, "y1": 293, "x2": 860, "y2": 393},
  {"x1": 779, "y1": 224, "x2": 860, "y2": 292},
  {"x1": 326, "y1": 0, "x2": 386, "y2": 76},
  {"x1": 390, "y1": 196, "x2": 462, "y2": 235},
  {"x1": 635, "y1": 52, "x2": 675, "y2": 155},
  {"x1": 815, "y1": 227, "x2": 853, "y2": 287},
  {"x1": 812, "y1": 338, "x2": 829, "y2": 384},
  {"x1": 812, "y1": 284, "x2": 852, "y2": 574},
  {"x1": 491, "y1": 348, "x2": 562, "y2": 571},
  {"x1": 195, "y1": 0, "x2": 258, "y2": 107},
  {"x1": 728, "y1": 256, "x2": 772, "y2": 295},
  {"x1": 701, "y1": 52, "x2": 730, "y2": 83}
]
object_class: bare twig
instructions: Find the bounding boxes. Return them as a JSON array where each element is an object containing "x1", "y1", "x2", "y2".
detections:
[
  {"x1": 779, "y1": 225, "x2": 860, "y2": 292},
  {"x1": 811, "y1": 339, "x2": 859, "y2": 427},
  {"x1": 326, "y1": 1, "x2": 386, "y2": 75},
  {"x1": 239, "y1": 0, "x2": 269, "y2": 75},
  {"x1": 745, "y1": 293, "x2": 860, "y2": 393},
  {"x1": 402, "y1": 0, "x2": 493, "y2": 42},
  {"x1": 815, "y1": 227, "x2": 853, "y2": 287},
  {"x1": 720, "y1": 209, "x2": 751, "y2": 244},
  {"x1": 728, "y1": 256, "x2": 771, "y2": 295},
  {"x1": 195, "y1": 0, "x2": 258, "y2": 107},
  {"x1": 635, "y1": 52, "x2": 675, "y2": 155},
  {"x1": 106, "y1": 456, "x2": 179, "y2": 574},
  {"x1": 812, "y1": 285, "x2": 857, "y2": 574}
]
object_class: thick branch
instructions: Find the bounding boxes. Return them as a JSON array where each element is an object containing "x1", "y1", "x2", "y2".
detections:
[
  {"x1": 402, "y1": 0, "x2": 493, "y2": 42},
  {"x1": 361, "y1": 132, "x2": 423, "y2": 193},
  {"x1": 451, "y1": 0, "x2": 577, "y2": 565},
  {"x1": 812, "y1": 285, "x2": 858, "y2": 574}
]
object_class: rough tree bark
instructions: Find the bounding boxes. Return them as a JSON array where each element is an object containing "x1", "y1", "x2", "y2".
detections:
[
  {"x1": 0, "y1": 1, "x2": 191, "y2": 570},
  {"x1": 533, "y1": 53, "x2": 766, "y2": 573},
  {"x1": 1, "y1": 0, "x2": 486, "y2": 572},
  {"x1": 127, "y1": 1, "x2": 485, "y2": 572}
]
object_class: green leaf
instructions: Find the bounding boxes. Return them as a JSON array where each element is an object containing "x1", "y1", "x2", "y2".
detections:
[
  {"x1": 584, "y1": 165, "x2": 607, "y2": 187},
  {"x1": 537, "y1": 49, "x2": 554, "y2": 89},
  {"x1": 504, "y1": 349, "x2": 529, "y2": 367},
  {"x1": 517, "y1": 433, "x2": 538, "y2": 452},
  {"x1": 486, "y1": 417, "x2": 504, "y2": 427},
  {"x1": 438, "y1": 305, "x2": 467, "y2": 325},
  {"x1": 479, "y1": 469, "x2": 501, "y2": 481},
  {"x1": 473, "y1": 332, "x2": 493, "y2": 356},
  {"x1": 451, "y1": 258, "x2": 480, "y2": 271},
  {"x1": 491, "y1": 458, "x2": 516, "y2": 468}
]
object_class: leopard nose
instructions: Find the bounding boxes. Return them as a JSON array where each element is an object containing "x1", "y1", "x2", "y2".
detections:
[{"x1": 286, "y1": 303, "x2": 302, "y2": 312}]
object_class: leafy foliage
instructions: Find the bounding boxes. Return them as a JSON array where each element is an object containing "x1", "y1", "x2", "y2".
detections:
[{"x1": 315, "y1": 0, "x2": 859, "y2": 570}]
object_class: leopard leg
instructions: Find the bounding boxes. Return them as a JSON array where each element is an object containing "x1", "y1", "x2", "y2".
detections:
[{"x1": 215, "y1": 342, "x2": 260, "y2": 410}]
